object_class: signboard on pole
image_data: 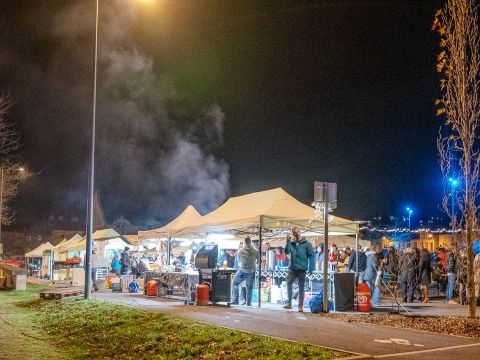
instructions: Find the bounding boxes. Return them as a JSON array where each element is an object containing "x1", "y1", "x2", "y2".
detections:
[{"x1": 314, "y1": 181, "x2": 337, "y2": 313}]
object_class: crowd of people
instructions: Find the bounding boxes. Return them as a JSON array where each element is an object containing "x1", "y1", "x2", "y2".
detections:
[
  {"x1": 108, "y1": 247, "x2": 149, "y2": 277},
  {"x1": 237, "y1": 230, "x2": 480, "y2": 309},
  {"x1": 345, "y1": 243, "x2": 480, "y2": 306}
]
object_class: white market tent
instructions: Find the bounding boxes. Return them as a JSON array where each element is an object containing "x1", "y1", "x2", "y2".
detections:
[
  {"x1": 25, "y1": 242, "x2": 54, "y2": 258},
  {"x1": 54, "y1": 234, "x2": 83, "y2": 253},
  {"x1": 138, "y1": 205, "x2": 202, "y2": 240},
  {"x1": 173, "y1": 188, "x2": 358, "y2": 237},
  {"x1": 69, "y1": 228, "x2": 129, "y2": 252},
  {"x1": 172, "y1": 188, "x2": 359, "y2": 309},
  {"x1": 138, "y1": 205, "x2": 202, "y2": 265}
]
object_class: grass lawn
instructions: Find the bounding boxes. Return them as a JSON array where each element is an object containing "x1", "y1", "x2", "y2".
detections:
[
  {"x1": 0, "y1": 285, "x2": 69, "y2": 360},
  {"x1": 0, "y1": 285, "x2": 347, "y2": 359}
]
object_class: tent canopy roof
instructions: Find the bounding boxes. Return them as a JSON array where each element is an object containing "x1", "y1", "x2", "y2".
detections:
[
  {"x1": 68, "y1": 229, "x2": 130, "y2": 251},
  {"x1": 138, "y1": 205, "x2": 201, "y2": 240},
  {"x1": 92, "y1": 228, "x2": 121, "y2": 240},
  {"x1": 54, "y1": 234, "x2": 83, "y2": 252},
  {"x1": 174, "y1": 188, "x2": 358, "y2": 237},
  {"x1": 25, "y1": 242, "x2": 54, "y2": 257}
]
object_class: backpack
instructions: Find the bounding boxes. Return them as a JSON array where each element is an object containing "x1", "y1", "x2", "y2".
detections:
[
  {"x1": 309, "y1": 291, "x2": 334, "y2": 313},
  {"x1": 128, "y1": 281, "x2": 139, "y2": 293}
]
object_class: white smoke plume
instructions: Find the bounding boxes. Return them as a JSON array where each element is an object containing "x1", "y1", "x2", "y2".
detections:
[{"x1": 49, "y1": 1, "x2": 231, "y2": 225}]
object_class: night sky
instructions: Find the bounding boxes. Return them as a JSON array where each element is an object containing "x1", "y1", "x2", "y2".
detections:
[{"x1": 0, "y1": 1, "x2": 445, "y2": 228}]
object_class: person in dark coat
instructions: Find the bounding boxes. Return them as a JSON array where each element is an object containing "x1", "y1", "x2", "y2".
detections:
[
  {"x1": 384, "y1": 246, "x2": 399, "y2": 279},
  {"x1": 418, "y1": 248, "x2": 432, "y2": 303},
  {"x1": 363, "y1": 245, "x2": 381, "y2": 304},
  {"x1": 398, "y1": 248, "x2": 417, "y2": 303},
  {"x1": 347, "y1": 246, "x2": 367, "y2": 283},
  {"x1": 446, "y1": 245, "x2": 458, "y2": 304},
  {"x1": 283, "y1": 227, "x2": 314, "y2": 312},
  {"x1": 120, "y1": 247, "x2": 130, "y2": 275}
]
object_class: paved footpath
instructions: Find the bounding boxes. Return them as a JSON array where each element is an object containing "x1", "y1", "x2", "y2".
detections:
[{"x1": 95, "y1": 293, "x2": 480, "y2": 359}]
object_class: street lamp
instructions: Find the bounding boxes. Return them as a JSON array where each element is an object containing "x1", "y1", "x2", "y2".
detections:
[
  {"x1": 406, "y1": 207, "x2": 413, "y2": 231},
  {"x1": 448, "y1": 177, "x2": 459, "y2": 245},
  {"x1": 84, "y1": 0, "x2": 154, "y2": 299},
  {"x1": 84, "y1": 0, "x2": 99, "y2": 299}
]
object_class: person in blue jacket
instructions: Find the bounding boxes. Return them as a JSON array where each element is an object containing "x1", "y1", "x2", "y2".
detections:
[
  {"x1": 283, "y1": 227, "x2": 315, "y2": 312},
  {"x1": 110, "y1": 253, "x2": 122, "y2": 275}
]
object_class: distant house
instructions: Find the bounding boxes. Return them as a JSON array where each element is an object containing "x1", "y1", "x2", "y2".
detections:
[{"x1": 111, "y1": 215, "x2": 143, "y2": 235}]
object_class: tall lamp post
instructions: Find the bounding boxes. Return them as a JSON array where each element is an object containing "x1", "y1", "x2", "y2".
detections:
[
  {"x1": 85, "y1": 0, "x2": 99, "y2": 300},
  {"x1": 406, "y1": 207, "x2": 413, "y2": 247},
  {"x1": 406, "y1": 207, "x2": 413, "y2": 231},
  {"x1": 448, "y1": 177, "x2": 459, "y2": 245}
]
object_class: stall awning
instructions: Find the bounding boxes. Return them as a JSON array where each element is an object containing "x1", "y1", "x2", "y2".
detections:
[
  {"x1": 68, "y1": 228, "x2": 130, "y2": 251},
  {"x1": 173, "y1": 188, "x2": 358, "y2": 237},
  {"x1": 138, "y1": 205, "x2": 201, "y2": 240},
  {"x1": 54, "y1": 234, "x2": 83, "y2": 253},
  {"x1": 25, "y1": 242, "x2": 54, "y2": 258}
]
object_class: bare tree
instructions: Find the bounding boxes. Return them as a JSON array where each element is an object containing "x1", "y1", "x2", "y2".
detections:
[
  {"x1": 0, "y1": 96, "x2": 21, "y2": 227},
  {"x1": 433, "y1": 0, "x2": 480, "y2": 318}
]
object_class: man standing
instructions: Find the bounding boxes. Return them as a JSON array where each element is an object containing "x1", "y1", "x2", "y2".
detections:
[
  {"x1": 231, "y1": 237, "x2": 259, "y2": 306},
  {"x1": 84, "y1": 248, "x2": 99, "y2": 291},
  {"x1": 446, "y1": 245, "x2": 458, "y2": 304},
  {"x1": 120, "y1": 246, "x2": 130, "y2": 275},
  {"x1": 347, "y1": 245, "x2": 367, "y2": 283},
  {"x1": 283, "y1": 227, "x2": 314, "y2": 312}
]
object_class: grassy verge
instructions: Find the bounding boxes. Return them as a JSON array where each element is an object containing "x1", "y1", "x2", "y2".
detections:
[
  {"x1": 0, "y1": 285, "x2": 69, "y2": 360},
  {"x1": 1, "y1": 285, "x2": 347, "y2": 360}
]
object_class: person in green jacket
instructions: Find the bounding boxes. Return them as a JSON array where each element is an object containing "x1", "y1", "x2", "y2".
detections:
[{"x1": 283, "y1": 227, "x2": 315, "y2": 312}]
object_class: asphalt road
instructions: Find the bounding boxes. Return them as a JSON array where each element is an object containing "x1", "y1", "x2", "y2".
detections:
[{"x1": 95, "y1": 293, "x2": 480, "y2": 359}]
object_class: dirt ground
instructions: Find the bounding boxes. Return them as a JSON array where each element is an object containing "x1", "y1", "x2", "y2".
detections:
[{"x1": 324, "y1": 312, "x2": 480, "y2": 339}]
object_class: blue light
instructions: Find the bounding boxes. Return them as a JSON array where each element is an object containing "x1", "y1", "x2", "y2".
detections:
[
  {"x1": 448, "y1": 178, "x2": 459, "y2": 187},
  {"x1": 406, "y1": 207, "x2": 412, "y2": 214}
]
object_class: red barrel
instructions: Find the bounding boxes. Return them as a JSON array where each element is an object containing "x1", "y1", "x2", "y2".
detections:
[
  {"x1": 195, "y1": 283, "x2": 210, "y2": 305},
  {"x1": 356, "y1": 282, "x2": 371, "y2": 312},
  {"x1": 146, "y1": 280, "x2": 158, "y2": 296}
]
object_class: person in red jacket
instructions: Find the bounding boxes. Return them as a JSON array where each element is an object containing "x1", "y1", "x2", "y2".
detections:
[{"x1": 436, "y1": 247, "x2": 447, "y2": 270}]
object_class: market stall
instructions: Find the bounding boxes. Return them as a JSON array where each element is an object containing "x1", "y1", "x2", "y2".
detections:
[
  {"x1": 25, "y1": 242, "x2": 54, "y2": 278},
  {"x1": 67, "y1": 229, "x2": 133, "y2": 285},
  {"x1": 173, "y1": 187, "x2": 359, "y2": 308},
  {"x1": 138, "y1": 205, "x2": 202, "y2": 268},
  {"x1": 50, "y1": 234, "x2": 84, "y2": 282}
]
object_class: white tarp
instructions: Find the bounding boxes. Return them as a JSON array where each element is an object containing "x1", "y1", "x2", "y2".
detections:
[
  {"x1": 69, "y1": 228, "x2": 126, "y2": 251},
  {"x1": 25, "y1": 242, "x2": 54, "y2": 258},
  {"x1": 54, "y1": 234, "x2": 83, "y2": 253},
  {"x1": 174, "y1": 188, "x2": 358, "y2": 237},
  {"x1": 138, "y1": 205, "x2": 202, "y2": 240}
]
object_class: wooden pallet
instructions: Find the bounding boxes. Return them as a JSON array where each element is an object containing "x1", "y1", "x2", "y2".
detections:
[{"x1": 39, "y1": 287, "x2": 84, "y2": 300}]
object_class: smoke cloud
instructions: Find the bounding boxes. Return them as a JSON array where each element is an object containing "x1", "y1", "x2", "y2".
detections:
[{"x1": 7, "y1": 1, "x2": 230, "y2": 226}]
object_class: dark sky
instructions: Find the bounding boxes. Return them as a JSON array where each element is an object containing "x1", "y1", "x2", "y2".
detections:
[{"x1": 0, "y1": 0, "x2": 445, "y2": 228}]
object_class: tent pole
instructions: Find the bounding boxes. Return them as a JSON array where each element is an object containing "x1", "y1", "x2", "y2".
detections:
[
  {"x1": 355, "y1": 231, "x2": 359, "y2": 280},
  {"x1": 322, "y1": 204, "x2": 329, "y2": 313},
  {"x1": 258, "y1": 216, "x2": 263, "y2": 308},
  {"x1": 167, "y1": 236, "x2": 171, "y2": 266}
]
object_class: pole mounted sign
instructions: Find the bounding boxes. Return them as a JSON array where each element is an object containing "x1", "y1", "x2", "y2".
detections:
[{"x1": 313, "y1": 181, "x2": 337, "y2": 313}]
